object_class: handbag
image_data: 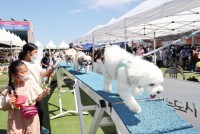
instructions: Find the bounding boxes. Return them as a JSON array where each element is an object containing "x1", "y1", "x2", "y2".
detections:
[{"x1": 20, "y1": 104, "x2": 38, "y2": 118}]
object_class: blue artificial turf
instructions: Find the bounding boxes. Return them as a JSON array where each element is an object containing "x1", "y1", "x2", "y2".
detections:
[
  {"x1": 165, "y1": 127, "x2": 199, "y2": 134},
  {"x1": 113, "y1": 102, "x2": 199, "y2": 134}
]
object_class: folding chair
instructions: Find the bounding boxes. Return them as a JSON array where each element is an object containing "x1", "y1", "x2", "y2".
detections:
[{"x1": 164, "y1": 67, "x2": 185, "y2": 80}]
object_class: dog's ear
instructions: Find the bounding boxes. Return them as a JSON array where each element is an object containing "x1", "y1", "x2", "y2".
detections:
[
  {"x1": 77, "y1": 56, "x2": 84, "y2": 65},
  {"x1": 74, "y1": 50, "x2": 77, "y2": 57}
]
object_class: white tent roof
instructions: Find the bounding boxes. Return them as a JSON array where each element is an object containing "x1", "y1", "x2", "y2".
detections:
[
  {"x1": 45, "y1": 40, "x2": 57, "y2": 49},
  {"x1": 103, "y1": 0, "x2": 200, "y2": 31},
  {"x1": 58, "y1": 41, "x2": 69, "y2": 49},
  {"x1": 35, "y1": 40, "x2": 43, "y2": 47},
  {"x1": 75, "y1": 18, "x2": 118, "y2": 44},
  {"x1": 75, "y1": 0, "x2": 200, "y2": 43},
  {"x1": 108, "y1": 6, "x2": 200, "y2": 40},
  {"x1": 0, "y1": 28, "x2": 24, "y2": 46},
  {"x1": 76, "y1": 25, "x2": 122, "y2": 44}
]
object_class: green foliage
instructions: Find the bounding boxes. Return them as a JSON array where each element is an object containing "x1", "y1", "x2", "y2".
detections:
[{"x1": 0, "y1": 74, "x2": 8, "y2": 92}]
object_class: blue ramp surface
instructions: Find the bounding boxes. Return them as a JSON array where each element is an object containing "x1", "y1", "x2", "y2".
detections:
[{"x1": 59, "y1": 62, "x2": 199, "y2": 134}]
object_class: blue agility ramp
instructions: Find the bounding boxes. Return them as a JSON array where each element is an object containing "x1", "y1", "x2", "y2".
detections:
[{"x1": 58, "y1": 62, "x2": 199, "y2": 134}]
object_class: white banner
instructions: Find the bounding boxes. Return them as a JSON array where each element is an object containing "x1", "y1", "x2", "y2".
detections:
[{"x1": 158, "y1": 78, "x2": 200, "y2": 131}]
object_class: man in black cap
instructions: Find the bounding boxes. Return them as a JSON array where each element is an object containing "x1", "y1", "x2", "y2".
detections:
[
  {"x1": 41, "y1": 53, "x2": 50, "y2": 70},
  {"x1": 41, "y1": 53, "x2": 51, "y2": 84}
]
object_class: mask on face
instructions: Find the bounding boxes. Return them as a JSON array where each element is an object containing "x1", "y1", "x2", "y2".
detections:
[
  {"x1": 17, "y1": 75, "x2": 29, "y2": 81},
  {"x1": 31, "y1": 54, "x2": 38, "y2": 61}
]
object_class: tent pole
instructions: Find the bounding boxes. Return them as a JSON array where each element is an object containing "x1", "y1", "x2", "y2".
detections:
[
  {"x1": 192, "y1": 30, "x2": 195, "y2": 47},
  {"x1": 92, "y1": 31, "x2": 95, "y2": 71},
  {"x1": 124, "y1": 18, "x2": 127, "y2": 50},
  {"x1": 49, "y1": 48, "x2": 52, "y2": 62},
  {"x1": 11, "y1": 41, "x2": 13, "y2": 59},
  {"x1": 153, "y1": 32, "x2": 156, "y2": 65}
]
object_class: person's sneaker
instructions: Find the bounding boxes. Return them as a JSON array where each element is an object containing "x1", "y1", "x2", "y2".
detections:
[{"x1": 41, "y1": 126, "x2": 49, "y2": 134}]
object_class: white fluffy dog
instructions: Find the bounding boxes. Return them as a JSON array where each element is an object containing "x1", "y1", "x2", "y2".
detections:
[
  {"x1": 103, "y1": 45, "x2": 164, "y2": 113},
  {"x1": 74, "y1": 51, "x2": 92, "y2": 72},
  {"x1": 65, "y1": 48, "x2": 77, "y2": 67},
  {"x1": 53, "y1": 51, "x2": 65, "y2": 64}
]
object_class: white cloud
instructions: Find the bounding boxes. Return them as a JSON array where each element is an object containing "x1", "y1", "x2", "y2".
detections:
[
  {"x1": 70, "y1": 9, "x2": 83, "y2": 14},
  {"x1": 94, "y1": 0, "x2": 137, "y2": 8},
  {"x1": 79, "y1": 0, "x2": 140, "y2": 9}
]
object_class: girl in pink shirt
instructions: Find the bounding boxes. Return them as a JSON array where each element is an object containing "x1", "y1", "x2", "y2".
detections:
[{"x1": 0, "y1": 60, "x2": 50, "y2": 134}]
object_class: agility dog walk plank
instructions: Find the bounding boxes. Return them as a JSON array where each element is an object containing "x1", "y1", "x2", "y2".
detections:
[{"x1": 59, "y1": 62, "x2": 199, "y2": 134}]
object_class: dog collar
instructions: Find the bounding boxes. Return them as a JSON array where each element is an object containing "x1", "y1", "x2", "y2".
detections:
[{"x1": 116, "y1": 60, "x2": 132, "y2": 85}]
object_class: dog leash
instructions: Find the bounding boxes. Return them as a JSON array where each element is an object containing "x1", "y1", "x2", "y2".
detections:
[
  {"x1": 109, "y1": 97, "x2": 164, "y2": 105},
  {"x1": 77, "y1": 67, "x2": 84, "y2": 72}
]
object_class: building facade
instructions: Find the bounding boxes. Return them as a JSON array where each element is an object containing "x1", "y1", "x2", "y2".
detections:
[{"x1": 0, "y1": 20, "x2": 34, "y2": 43}]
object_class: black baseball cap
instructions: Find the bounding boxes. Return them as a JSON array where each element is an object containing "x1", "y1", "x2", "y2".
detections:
[{"x1": 45, "y1": 53, "x2": 50, "y2": 56}]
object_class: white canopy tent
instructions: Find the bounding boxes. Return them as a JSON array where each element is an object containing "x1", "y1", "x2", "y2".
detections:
[
  {"x1": 35, "y1": 40, "x2": 44, "y2": 63},
  {"x1": 0, "y1": 28, "x2": 25, "y2": 47},
  {"x1": 0, "y1": 28, "x2": 25, "y2": 59},
  {"x1": 98, "y1": 0, "x2": 200, "y2": 33},
  {"x1": 44, "y1": 40, "x2": 57, "y2": 62},
  {"x1": 0, "y1": 29, "x2": 11, "y2": 45},
  {"x1": 58, "y1": 41, "x2": 69, "y2": 49},
  {"x1": 74, "y1": 0, "x2": 200, "y2": 44},
  {"x1": 104, "y1": 7, "x2": 200, "y2": 40},
  {"x1": 35, "y1": 40, "x2": 43, "y2": 47},
  {"x1": 75, "y1": 18, "x2": 123, "y2": 44},
  {"x1": 45, "y1": 40, "x2": 57, "y2": 49},
  {"x1": 76, "y1": 25, "x2": 105, "y2": 44}
]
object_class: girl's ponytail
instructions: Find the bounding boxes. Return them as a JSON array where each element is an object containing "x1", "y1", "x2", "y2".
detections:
[{"x1": 18, "y1": 52, "x2": 25, "y2": 60}]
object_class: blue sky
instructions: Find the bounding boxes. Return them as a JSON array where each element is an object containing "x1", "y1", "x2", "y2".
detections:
[{"x1": 1, "y1": 0, "x2": 143, "y2": 45}]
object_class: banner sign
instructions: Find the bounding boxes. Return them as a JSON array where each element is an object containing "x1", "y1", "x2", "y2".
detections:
[
  {"x1": 0, "y1": 21, "x2": 29, "y2": 31},
  {"x1": 186, "y1": 37, "x2": 200, "y2": 44}
]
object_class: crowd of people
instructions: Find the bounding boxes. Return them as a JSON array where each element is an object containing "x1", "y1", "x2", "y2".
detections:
[
  {"x1": 89, "y1": 43, "x2": 200, "y2": 74},
  {"x1": 126, "y1": 44, "x2": 200, "y2": 72}
]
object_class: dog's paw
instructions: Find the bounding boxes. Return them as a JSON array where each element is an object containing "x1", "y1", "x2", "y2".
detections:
[
  {"x1": 134, "y1": 105, "x2": 141, "y2": 114},
  {"x1": 130, "y1": 103, "x2": 141, "y2": 114}
]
